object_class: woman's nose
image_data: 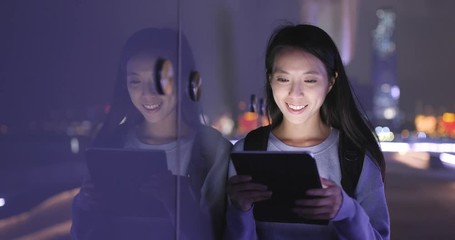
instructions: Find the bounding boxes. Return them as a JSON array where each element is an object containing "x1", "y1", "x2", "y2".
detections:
[
  {"x1": 289, "y1": 81, "x2": 304, "y2": 96},
  {"x1": 142, "y1": 81, "x2": 159, "y2": 96}
]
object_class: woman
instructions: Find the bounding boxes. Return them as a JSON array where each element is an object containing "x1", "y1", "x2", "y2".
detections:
[
  {"x1": 71, "y1": 28, "x2": 231, "y2": 240},
  {"x1": 225, "y1": 24, "x2": 390, "y2": 240}
]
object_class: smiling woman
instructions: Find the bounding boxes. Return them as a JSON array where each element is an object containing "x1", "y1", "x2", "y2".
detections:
[
  {"x1": 71, "y1": 28, "x2": 232, "y2": 240},
  {"x1": 225, "y1": 24, "x2": 390, "y2": 240}
]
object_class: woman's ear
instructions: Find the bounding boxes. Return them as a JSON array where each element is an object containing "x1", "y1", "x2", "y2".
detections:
[
  {"x1": 189, "y1": 71, "x2": 202, "y2": 102},
  {"x1": 328, "y1": 72, "x2": 337, "y2": 92}
]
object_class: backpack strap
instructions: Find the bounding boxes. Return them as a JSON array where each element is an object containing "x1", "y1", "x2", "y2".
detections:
[
  {"x1": 244, "y1": 125, "x2": 272, "y2": 151},
  {"x1": 243, "y1": 126, "x2": 365, "y2": 198},
  {"x1": 338, "y1": 131, "x2": 365, "y2": 198}
]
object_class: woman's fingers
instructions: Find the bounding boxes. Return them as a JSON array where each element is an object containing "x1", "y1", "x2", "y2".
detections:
[
  {"x1": 227, "y1": 175, "x2": 272, "y2": 211},
  {"x1": 228, "y1": 175, "x2": 268, "y2": 192},
  {"x1": 292, "y1": 199, "x2": 340, "y2": 219},
  {"x1": 228, "y1": 175, "x2": 252, "y2": 184},
  {"x1": 292, "y1": 179, "x2": 342, "y2": 220}
]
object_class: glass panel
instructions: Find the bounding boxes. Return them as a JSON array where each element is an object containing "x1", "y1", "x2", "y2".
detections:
[{"x1": 0, "y1": 1, "x2": 184, "y2": 239}]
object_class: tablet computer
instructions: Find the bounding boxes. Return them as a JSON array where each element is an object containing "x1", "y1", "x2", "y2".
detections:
[
  {"x1": 231, "y1": 151, "x2": 327, "y2": 225},
  {"x1": 85, "y1": 147, "x2": 169, "y2": 217}
]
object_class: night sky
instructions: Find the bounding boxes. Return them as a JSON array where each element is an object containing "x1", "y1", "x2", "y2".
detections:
[{"x1": 1, "y1": 0, "x2": 454, "y2": 129}]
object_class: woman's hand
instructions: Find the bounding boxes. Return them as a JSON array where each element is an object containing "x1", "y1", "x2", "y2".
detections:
[
  {"x1": 79, "y1": 182, "x2": 105, "y2": 204},
  {"x1": 227, "y1": 175, "x2": 272, "y2": 212},
  {"x1": 292, "y1": 178, "x2": 342, "y2": 220}
]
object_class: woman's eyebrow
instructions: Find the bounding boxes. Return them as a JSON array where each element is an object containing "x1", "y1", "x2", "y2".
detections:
[
  {"x1": 272, "y1": 68, "x2": 289, "y2": 74},
  {"x1": 272, "y1": 68, "x2": 322, "y2": 75},
  {"x1": 302, "y1": 70, "x2": 322, "y2": 76},
  {"x1": 126, "y1": 72, "x2": 141, "y2": 76}
]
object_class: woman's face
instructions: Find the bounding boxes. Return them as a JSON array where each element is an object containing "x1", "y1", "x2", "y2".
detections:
[
  {"x1": 126, "y1": 54, "x2": 177, "y2": 125},
  {"x1": 270, "y1": 47, "x2": 333, "y2": 126}
]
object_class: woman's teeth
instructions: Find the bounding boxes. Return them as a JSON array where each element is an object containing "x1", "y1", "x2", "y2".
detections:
[
  {"x1": 143, "y1": 103, "x2": 160, "y2": 110},
  {"x1": 288, "y1": 104, "x2": 306, "y2": 110}
]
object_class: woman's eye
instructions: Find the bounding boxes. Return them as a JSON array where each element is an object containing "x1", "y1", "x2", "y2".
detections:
[
  {"x1": 276, "y1": 77, "x2": 289, "y2": 83},
  {"x1": 304, "y1": 79, "x2": 317, "y2": 83},
  {"x1": 128, "y1": 79, "x2": 141, "y2": 85}
]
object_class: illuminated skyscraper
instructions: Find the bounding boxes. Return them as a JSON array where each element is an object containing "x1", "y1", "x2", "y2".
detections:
[{"x1": 372, "y1": 8, "x2": 401, "y2": 131}]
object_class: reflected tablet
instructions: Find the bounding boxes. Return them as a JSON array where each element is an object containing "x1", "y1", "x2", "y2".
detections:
[
  {"x1": 231, "y1": 151, "x2": 327, "y2": 225},
  {"x1": 85, "y1": 148, "x2": 169, "y2": 217}
]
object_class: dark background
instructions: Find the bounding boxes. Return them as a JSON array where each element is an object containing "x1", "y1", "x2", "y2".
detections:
[
  {"x1": 0, "y1": 1, "x2": 454, "y2": 239},
  {"x1": 1, "y1": 0, "x2": 454, "y2": 130}
]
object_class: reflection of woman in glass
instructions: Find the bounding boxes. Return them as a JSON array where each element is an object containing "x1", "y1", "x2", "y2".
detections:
[
  {"x1": 71, "y1": 28, "x2": 231, "y2": 240},
  {"x1": 225, "y1": 24, "x2": 390, "y2": 240}
]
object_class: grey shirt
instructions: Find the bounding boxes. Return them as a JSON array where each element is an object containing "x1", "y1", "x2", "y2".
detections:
[{"x1": 124, "y1": 129, "x2": 194, "y2": 176}]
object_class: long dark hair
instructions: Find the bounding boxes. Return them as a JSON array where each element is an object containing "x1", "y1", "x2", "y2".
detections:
[
  {"x1": 265, "y1": 24, "x2": 385, "y2": 178},
  {"x1": 93, "y1": 27, "x2": 200, "y2": 146}
]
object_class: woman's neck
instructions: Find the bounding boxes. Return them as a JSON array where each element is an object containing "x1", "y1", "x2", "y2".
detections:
[{"x1": 272, "y1": 119, "x2": 331, "y2": 147}]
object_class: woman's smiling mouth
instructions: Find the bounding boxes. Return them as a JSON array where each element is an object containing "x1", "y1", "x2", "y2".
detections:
[
  {"x1": 143, "y1": 103, "x2": 161, "y2": 110},
  {"x1": 287, "y1": 103, "x2": 307, "y2": 111}
]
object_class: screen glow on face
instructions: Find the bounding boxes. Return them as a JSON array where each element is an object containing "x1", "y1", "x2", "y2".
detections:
[
  {"x1": 270, "y1": 48, "x2": 332, "y2": 126},
  {"x1": 126, "y1": 54, "x2": 177, "y2": 125}
]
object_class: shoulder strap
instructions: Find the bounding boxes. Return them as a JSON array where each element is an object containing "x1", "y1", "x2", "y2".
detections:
[
  {"x1": 243, "y1": 125, "x2": 272, "y2": 151},
  {"x1": 338, "y1": 131, "x2": 365, "y2": 198}
]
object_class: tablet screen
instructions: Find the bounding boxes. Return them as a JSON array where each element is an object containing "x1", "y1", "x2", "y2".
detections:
[
  {"x1": 231, "y1": 151, "x2": 327, "y2": 225},
  {"x1": 85, "y1": 147, "x2": 169, "y2": 217}
]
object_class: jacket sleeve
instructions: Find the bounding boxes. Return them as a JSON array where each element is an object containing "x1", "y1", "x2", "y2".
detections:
[
  {"x1": 223, "y1": 139, "x2": 259, "y2": 240},
  {"x1": 199, "y1": 132, "x2": 233, "y2": 239},
  {"x1": 331, "y1": 155, "x2": 390, "y2": 240}
]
